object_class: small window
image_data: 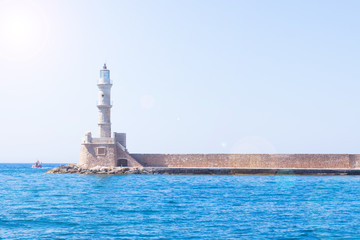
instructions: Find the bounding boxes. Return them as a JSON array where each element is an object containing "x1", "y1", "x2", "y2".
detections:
[
  {"x1": 97, "y1": 147, "x2": 106, "y2": 155},
  {"x1": 102, "y1": 94, "x2": 104, "y2": 97}
]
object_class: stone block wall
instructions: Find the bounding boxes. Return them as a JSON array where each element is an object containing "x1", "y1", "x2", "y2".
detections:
[
  {"x1": 116, "y1": 145, "x2": 142, "y2": 167},
  {"x1": 130, "y1": 154, "x2": 360, "y2": 169},
  {"x1": 114, "y1": 133, "x2": 126, "y2": 148},
  {"x1": 79, "y1": 143, "x2": 116, "y2": 168}
]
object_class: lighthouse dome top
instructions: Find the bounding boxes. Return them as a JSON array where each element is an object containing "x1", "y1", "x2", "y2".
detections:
[{"x1": 102, "y1": 63, "x2": 107, "y2": 70}]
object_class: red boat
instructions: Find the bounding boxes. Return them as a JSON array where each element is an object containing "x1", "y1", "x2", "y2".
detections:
[{"x1": 32, "y1": 160, "x2": 42, "y2": 168}]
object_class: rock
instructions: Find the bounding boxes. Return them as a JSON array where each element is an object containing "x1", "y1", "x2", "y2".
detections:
[{"x1": 90, "y1": 166, "x2": 101, "y2": 171}]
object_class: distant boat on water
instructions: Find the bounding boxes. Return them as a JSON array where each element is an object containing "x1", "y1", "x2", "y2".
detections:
[{"x1": 32, "y1": 160, "x2": 42, "y2": 168}]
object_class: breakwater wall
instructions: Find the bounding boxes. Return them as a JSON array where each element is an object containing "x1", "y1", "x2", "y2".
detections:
[
  {"x1": 130, "y1": 154, "x2": 360, "y2": 169},
  {"x1": 47, "y1": 165, "x2": 360, "y2": 175}
]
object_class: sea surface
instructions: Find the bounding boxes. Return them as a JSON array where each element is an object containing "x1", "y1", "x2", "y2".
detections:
[{"x1": 1, "y1": 164, "x2": 360, "y2": 239}]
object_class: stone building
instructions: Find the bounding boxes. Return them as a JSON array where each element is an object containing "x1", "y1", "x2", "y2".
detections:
[{"x1": 79, "y1": 64, "x2": 141, "y2": 168}]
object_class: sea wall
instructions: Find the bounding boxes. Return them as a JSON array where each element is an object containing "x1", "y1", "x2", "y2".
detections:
[
  {"x1": 130, "y1": 154, "x2": 360, "y2": 169},
  {"x1": 47, "y1": 165, "x2": 360, "y2": 175}
]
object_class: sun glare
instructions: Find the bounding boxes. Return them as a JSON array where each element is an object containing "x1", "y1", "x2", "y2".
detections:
[{"x1": 0, "y1": 1, "x2": 48, "y2": 61}]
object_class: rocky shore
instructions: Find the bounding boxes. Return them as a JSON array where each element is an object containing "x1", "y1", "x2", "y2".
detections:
[
  {"x1": 47, "y1": 164, "x2": 147, "y2": 175},
  {"x1": 47, "y1": 164, "x2": 360, "y2": 175}
]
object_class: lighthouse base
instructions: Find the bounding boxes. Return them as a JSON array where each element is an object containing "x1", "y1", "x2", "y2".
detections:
[{"x1": 79, "y1": 132, "x2": 142, "y2": 168}]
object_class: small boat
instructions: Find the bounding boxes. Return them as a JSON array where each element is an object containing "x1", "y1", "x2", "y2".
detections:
[{"x1": 32, "y1": 160, "x2": 42, "y2": 168}]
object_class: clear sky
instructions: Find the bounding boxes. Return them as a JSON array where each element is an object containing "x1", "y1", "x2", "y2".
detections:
[{"x1": 0, "y1": 0, "x2": 360, "y2": 163}]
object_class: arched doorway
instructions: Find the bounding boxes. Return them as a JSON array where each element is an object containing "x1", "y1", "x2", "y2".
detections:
[{"x1": 116, "y1": 159, "x2": 128, "y2": 167}]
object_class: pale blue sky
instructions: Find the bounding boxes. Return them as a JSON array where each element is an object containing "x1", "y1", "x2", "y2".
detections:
[{"x1": 0, "y1": 0, "x2": 360, "y2": 163}]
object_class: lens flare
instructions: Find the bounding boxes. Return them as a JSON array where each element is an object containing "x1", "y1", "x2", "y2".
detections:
[{"x1": 0, "y1": 0, "x2": 48, "y2": 61}]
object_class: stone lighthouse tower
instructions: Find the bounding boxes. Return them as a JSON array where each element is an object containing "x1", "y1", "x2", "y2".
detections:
[
  {"x1": 97, "y1": 64, "x2": 112, "y2": 138},
  {"x1": 79, "y1": 64, "x2": 142, "y2": 168}
]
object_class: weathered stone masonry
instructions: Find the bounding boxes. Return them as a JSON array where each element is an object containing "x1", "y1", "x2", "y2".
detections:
[{"x1": 130, "y1": 154, "x2": 360, "y2": 169}]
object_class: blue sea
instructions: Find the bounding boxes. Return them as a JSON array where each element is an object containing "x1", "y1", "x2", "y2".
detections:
[{"x1": 1, "y1": 164, "x2": 360, "y2": 239}]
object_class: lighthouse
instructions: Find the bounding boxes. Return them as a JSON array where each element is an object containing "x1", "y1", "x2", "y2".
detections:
[
  {"x1": 97, "y1": 64, "x2": 112, "y2": 138},
  {"x1": 79, "y1": 64, "x2": 141, "y2": 168}
]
